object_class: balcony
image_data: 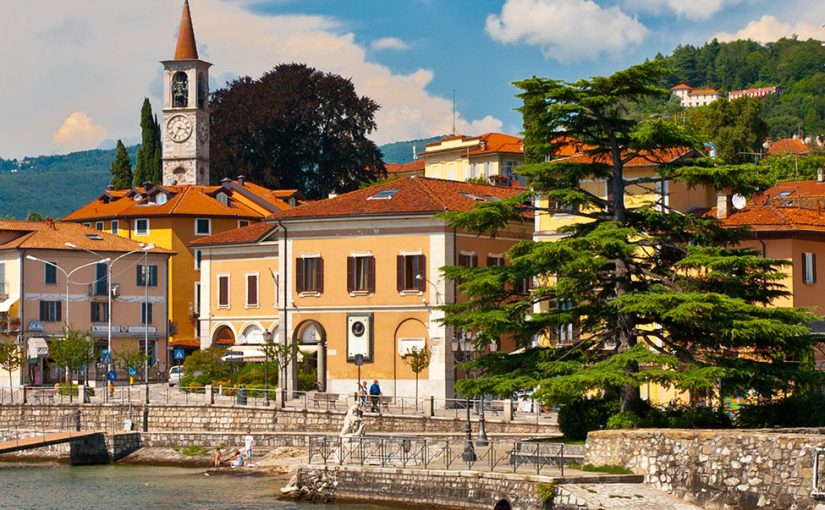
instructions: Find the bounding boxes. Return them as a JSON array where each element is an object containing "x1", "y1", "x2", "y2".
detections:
[
  {"x1": 0, "y1": 317, "x2": 20, "y2": 334},
  {"x1": 0, "y1": 281, "x2": 7, "y2": 301}
]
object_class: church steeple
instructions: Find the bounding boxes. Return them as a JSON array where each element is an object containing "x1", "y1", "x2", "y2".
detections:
[
  {"x1": 161, "y1": 0, "x2": 211, "y2": 186},
  {"x1": 174, "y1": 0, "x2": 199, "y2": 60}
]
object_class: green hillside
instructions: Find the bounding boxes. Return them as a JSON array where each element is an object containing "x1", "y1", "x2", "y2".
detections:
[{"x1": 379, "y1": 136, "x2": 442, "y2": 164}]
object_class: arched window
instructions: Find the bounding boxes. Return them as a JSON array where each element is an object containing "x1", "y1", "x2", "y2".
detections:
[
  {"x1": 216, "y1": 192, "x2": 228, "y2": 205},
  {"x1": 198, "y1": 72, "x2": 208, "y2": 109},
  {"x1": 172, "y1": 72, "x2": 188, "y2": 107}
]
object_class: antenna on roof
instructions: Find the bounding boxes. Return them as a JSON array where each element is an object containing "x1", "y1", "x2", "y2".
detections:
[{"x1": 452, "y1": 89, "x2": 456, "y2": 136}]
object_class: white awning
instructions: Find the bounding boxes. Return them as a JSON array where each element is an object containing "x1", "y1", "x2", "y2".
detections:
[
  {"x1": 221, "y1": 345, "x2": 266, "y2": 363},
  {"x1": 27, "y1": 337, "x2": 48, "y2": 359},
  {"x1": 0, "y1": 299, "x2": 17, "y2": 313}
]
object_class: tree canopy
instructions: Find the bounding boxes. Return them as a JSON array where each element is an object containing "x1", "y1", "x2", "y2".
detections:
[
  {"x1": 109, "y1": 139, "x2": 133, "y2": 189},
  {"x1": 209, "y1": 63, "x2": 385, "y2": 199},
  {"x1": 440, "y1": 60, "x2": 818, "y2": 414},
  {"x1": 133, "y1": 98, "x2": 161, "y2": 186}
]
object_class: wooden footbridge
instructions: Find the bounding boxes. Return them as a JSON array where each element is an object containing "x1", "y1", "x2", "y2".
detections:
[{"x1": 0, "y1": 431, "x2": 99, "y2": 455}]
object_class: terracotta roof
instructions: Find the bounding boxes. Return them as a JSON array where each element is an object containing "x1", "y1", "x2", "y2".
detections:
[
  {"x1": 174, "y1": 0, "x2": 198, "y2": 60},
  {"x1": 0, "y1": 220, "x2": 173, "y2": 254},
  {"x1": 719, "y1": 205, "x2": 825, "y2": 232},
  {"x1": 269, "y1": 176, "x2": 527, "y2": 221},
  {"x1": 191, "y1": 221, "x2": 277, "y2": 246},
  {"x1": 767, "y1": 138, "x2": 811, "y2": 157},
  {"x1": 386, "y1": 160, "x2": 425, "y2": 174},
  {"x1": 553, "y1": 147, "x2": 697, "y2": 167},
  {"x1": 422, "y1": 133, "x2": 523, "y2": 157},
  {"x1": 671, "y1": 84, "x2": 693, "y2": 90},
  {"x1": 63, "y1": 180, "x2": 292, "y2": 222},
  {"x1": 688, "y1": 89, "x2": 720, "y2": 96}
]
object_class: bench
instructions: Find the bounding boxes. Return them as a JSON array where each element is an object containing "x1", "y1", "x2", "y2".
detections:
[
  {"x1": 28, "y1": 387, "x2": 55, "y2": 405},
  {"x1": 313, "y1": 392, "x2": 340, "y2": 408},
  {"x1": 368, "y1": 395, "x2": 391, "y2": 413}
]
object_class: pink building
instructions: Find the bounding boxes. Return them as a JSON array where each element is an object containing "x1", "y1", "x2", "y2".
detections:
[{"x1": 728, "y1": 86, "x2": 781, "y2": 101}]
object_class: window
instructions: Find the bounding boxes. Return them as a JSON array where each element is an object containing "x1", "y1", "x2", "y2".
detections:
[
  {"x1": 83, "y1": 222, "x2": 91, "y2": 228},
  {"x1": 459, "y1": 253, "x2": 477, "y2": 267},
  {"x1": 551, "y1": 198, "x2": 576, "y2": 215},
  {"x1": 135, "y1": 218, "x2": 150, "y2": 236},
  {"x1": 155, "y1": 193, "x2": 168, "y2": 205},
  {"x1": 238, "y1": 220, "x2": 249, "y2": 228},
  {"x1": 397, "y1": 254, "x2": 426, "y2": 292},
  {"x1": 194, "y1": 249, "x2": 202, "y2": 270},
  {"x1": 95, "y1": 221, "x2": 104, "y2": 231},
  {"x1": 39, "y1": 301, "x2": 61, "y2": 322},
  {"x1": 0, "y1": 263, "x2": 5, "y2": 294},
  {"x1": 95, "y1": 263, "x2": 108, "y2": 296},
  {"x1": 44, "y1": 262, "x2": 57, "y2": 285},
  {"x1": 347, "y1": 256, "x2": 375, "y2": 293},
  {"x1": 217, "y1": 274, "x2": 230, "y2": 308},
  {"x1": 90, "y1": 302, "x2": 108, "y2": 323},
  {"x1": 141, "y1": 303, "x2": 153, "y2": 325},
  {"x1": 136, "y1": 264, "x2": 158, "y2": 287},
  {"x1": 246, "y1": 273, "x2": 259, "y2": 308},
  {"x1": 470, "y1": 162, "x2": 480, "y2": 179},
  {"x1": 194, "y1": 282, "x2": 201, "y2": 317},
  {"x1": 216, "y1": 193, "x2": 229, "y2": 205},
  {"x1": 296, "y1": 257, "x2": 323, "y2": 293},
  {"x1": 487, "y1": 255, "x2": 505, "y2": 267},
  {"x1": 111, "y1": 220, "x2": 119, "y2": 235},
  {"x1": 172, "y1": 71, "x2": 188, "y2": 107},
  {"x1": 195, "y1": 218, "x2": 211, "y2": 236},
  {"x1": 367, "y1": 189, "x2": 400, "y2": 200},
  {"x1": 502, "y1": 160, "x2": 521, "y2": 178},
  {"x1": 553, "y1": 300, "x2": 575, "y2": 345},
  {"x1": 803, "y1": 252, "x2": 817, "y2": 285}
]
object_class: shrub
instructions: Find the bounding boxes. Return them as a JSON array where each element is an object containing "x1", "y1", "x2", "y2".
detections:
[
  {"x1": 607, "y1": 411, "x2": 642, "y2": 430},
  {"x1": 187, "y1": 382, "x2": 204, "y2": 394},
  {"x1": 667, "y1": 406, "x2": 731, "y2": 429},
  {"x1": 233, "y1": 363, "x2": 277, "y2": 387},
  {"x1": 182, "y1": 445, "x2": 211, "y2": 456},
  {"x1": 183, "y1": 347, "x2": 229, "y2": 380},
  {"x1": 738, "y1": 393, "x2": 825, "y2": 428},
  {"x1": 297, "y1": 370, "x2": 317, "y2": 391},
  {"x1": 557, "y1": 397, "x2": 619, "y2": 441},
  {"x1": 579, "y1": 464, "x2": 633, "y2": 475}
]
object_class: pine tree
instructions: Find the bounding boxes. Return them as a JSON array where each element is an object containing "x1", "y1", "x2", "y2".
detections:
[
  {"x1": 133, "y1": 98, "x2": 161, "y2": 186},
  {"x1": 440, "y1": 60, "x2": 818, "y2": 415},
  {"x1": 109, "y1": 139, "x2": 133, "y2": 189}
]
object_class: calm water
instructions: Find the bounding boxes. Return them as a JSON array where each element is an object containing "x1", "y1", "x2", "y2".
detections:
[{"x1": 0, "y1": 464, "x2": 398, "y2": 510}]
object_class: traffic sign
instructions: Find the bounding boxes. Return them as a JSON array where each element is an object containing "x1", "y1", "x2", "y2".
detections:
[
  {"x1": 354, "y1": 354, "x2": 364, "y2": 366},
  {"x1": 173, "y1": 348, "x2": 185, "y2": 361},
  {"x1": 101, "y1": 350, "x2": 111, "y2": 364},
  {"x1": 106, "y1": 370, "x2": 117, "y2": 382},
  {"x1": 128, "y1": 368, "x2": 137, "y2": 376}
]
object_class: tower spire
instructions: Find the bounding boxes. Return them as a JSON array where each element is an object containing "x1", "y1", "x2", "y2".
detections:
[{"x1": 174, "y1": 0, "x2": 198, "y2": 60}]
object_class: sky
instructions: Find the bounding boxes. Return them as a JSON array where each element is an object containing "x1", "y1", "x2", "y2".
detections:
[{"x1": 1, "y1": 0, "x2": 823, "y2": 159}]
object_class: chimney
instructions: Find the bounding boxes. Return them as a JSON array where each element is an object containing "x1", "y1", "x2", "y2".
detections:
[
  {"x1": 143, "y1": 181, "x2": 153, "y2": 191},
  {"x1": 818, "y1": 168, "x2": 825, "y2": 183},
  {"x1": 237, "y1": 175, "x2": 246, "y2": 186},
  {"x1": 716, "y1": 191, "x2": 733, "y2": 219},
  {"x1": 220, "y1": 177, "x2": 232, "y2": 189}
]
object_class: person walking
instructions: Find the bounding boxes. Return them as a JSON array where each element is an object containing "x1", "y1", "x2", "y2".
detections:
[
  {"x1": 369, "y1": 379, "x2": 382, "y2": 413},
  {"x1": 360, "y1": 380, "x2": 368, "y2": 405},
  {"x1": 244, "y1": 429, "x2": 254, "y2": 467}
]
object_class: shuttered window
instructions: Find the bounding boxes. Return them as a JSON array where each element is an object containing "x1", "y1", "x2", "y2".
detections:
[
  {"x1": 397, "y1": 255, "x2": 426, "y2": 292},
  {"x1": 246, "y1": 273, "x2": 259, "y2": 307},
  {"x1": 347, "y1": 256, "x2": 375, "y2": 293},
  {"x1": 296, "y1": 257, "x2": 323, "y2": 293},
  {"x1": 217, "y1": 275, "x2": 230, "y2": 308},
  {"x1": 803, "y1": 252, "x2": 817, "y2": 285},
  {"x1": 39, "y1": 301, "x2": 61, "y2": 322},
  {"x1": 136, "y1": 265, "x2": 158, "y2": 287}
]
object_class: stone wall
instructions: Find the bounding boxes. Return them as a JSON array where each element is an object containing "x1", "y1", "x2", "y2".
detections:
[
  {"x1": 586, "y1": 429, "x2": 825, "y2": 510},
  {"x1": 297, "y1": 465, "x2": 550, "y2": 510},
  {"x1": 0, "y1": 404, "x2": 553, "y2": 436}
]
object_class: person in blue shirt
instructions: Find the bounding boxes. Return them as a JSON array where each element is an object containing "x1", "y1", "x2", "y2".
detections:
[{"x1": 368, "y1": 379, "x2": 382, "y2": 413}]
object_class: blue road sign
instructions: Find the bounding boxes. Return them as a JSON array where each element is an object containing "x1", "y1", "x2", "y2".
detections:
[
  {"x1": 128, "y1": 368, "x2": 137, "y2": 376},
  {"x1": 106, "y1": 370, "x2": 117, "y2": 382},
  {"x1": 173, "y1": 348, "x2": 185, "y2": 361},
  {"x1": 101, "y1": 350, "x2": 111, "y2": 364},
  {"x1": 354, "y1": 354, "x2": 365, "y2": 366}
]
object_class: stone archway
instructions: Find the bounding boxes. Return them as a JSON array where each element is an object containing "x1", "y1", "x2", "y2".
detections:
[
  {"x1": 493, "y1": 499, "x2": 512, "y2": 510},
  {"x1": 394, "y1": 318, "x2": 429, "y2": 399},
  {"x1": 292, "y1": 320, "x2": 327, "y2": 392},
  {"x1": 211, "y1": 325, "x2": 235, "y2": 347},
  {"x1": 239, "y1": 323, "x2": 264, "y2": 345}
]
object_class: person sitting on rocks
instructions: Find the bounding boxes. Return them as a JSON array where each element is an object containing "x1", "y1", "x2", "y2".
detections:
[{"x1": 230, "y1": 450, "x2": 244, "y2": 468}]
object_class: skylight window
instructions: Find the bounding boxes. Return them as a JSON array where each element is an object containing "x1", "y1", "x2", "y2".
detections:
[
  {"x1": 85, "y1": 234, "x2": 103, "y2": 241},
  {"x1": 368, "y1": 189, "x2": 400, "y2": 200},
  {"x1": 460, "y1": 192, "x2": 487, "y2": 202},
  {"x1": 776, "y1": 191, "x2": 793, "y2": 198}
]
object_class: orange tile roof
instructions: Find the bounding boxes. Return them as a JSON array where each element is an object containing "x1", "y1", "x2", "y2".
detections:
[
  {"x1": 763, "y1": 180, "x2": 825, "y2": 198},
  {"x1": 174, "y1": 0, "x2": 198, "y2": 60},
  {"x1": 191, "y1": 221, "x2": 277, "y2": 246},
  {"x1": 719, "y1": 206, "x2": 825, "y2": 231},
  {"x1": 0, "y1": 220, "x2": 173, "y2": 254},
  {"x1": 269, "y1": 176, "x2": 527, "y2": 221},
  {"x1": 386, "y1": 160, "x2": 425, "y2": 175},
  {"x1": 63, "y1": 180, "x2": 292, "y2": 222},
  {"x1": 671, "y1": 83, "x2": 692, "y2": 90},
  {"x1": 688, "y1": 88, "x2": 720, "y2": 96},
  {"x1": 554, "y1": 147, "x2": 697, "y2": 167},
  {"x1": 766, "y1": 138, "x2": 811, "y2": 157},
  {"x1": 422, "y1": 133, "x2": 523, "y2": 157}
]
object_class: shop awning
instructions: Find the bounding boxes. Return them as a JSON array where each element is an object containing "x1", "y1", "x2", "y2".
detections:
[
  {"x1": 27, "y1": 337, "x2": 48, "y2": 359},
  {"x1": 0, "y1": 299, "x2": 17, "y2": 314},
  {"x1": 221, "y1": 345, "x2": 266, "y2": 363},
  {"x1": 169, "y1": 337, "x2": 201, "y2": 349}
]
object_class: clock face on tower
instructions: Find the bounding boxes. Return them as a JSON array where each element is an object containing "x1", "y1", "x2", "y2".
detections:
[{"x1": 167, "y1": 115, "x2": 193, "y2": 142}]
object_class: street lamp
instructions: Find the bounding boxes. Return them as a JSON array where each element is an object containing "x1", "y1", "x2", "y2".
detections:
[
  {"x1": 262, "y1": 329, "x2": 272, "y2": 407},
  {"x1": 415, "y1": 274, "x2": 440, "y2": 304},
  {"x1": 65, "y1": 242, "x2": 155, "y2": 399}
]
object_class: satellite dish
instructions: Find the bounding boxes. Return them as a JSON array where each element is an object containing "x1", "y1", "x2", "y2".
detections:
[{"x1": 732, "y1": 194, "x2": 747, "y2": 210}]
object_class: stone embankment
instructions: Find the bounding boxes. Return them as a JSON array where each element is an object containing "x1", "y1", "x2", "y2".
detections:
[{"x1": 586, "y1": 428, "x2": 825, "y2": 510}]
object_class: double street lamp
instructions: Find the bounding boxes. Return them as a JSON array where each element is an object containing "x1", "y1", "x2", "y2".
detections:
[{"x1": 65, "y1": 242, "x2": 155, "y2": 399}]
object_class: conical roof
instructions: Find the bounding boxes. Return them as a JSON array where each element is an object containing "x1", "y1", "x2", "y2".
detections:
[{"x1": 174, "y1": 0, "x2": 199, "y2": 60}]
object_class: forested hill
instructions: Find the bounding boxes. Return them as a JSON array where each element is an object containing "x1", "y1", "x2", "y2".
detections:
[
  {"x1": 662, "y1": 37, "x2": 825, "y2": 137},
  {"x1": 0, "y1": 138, "x2": 436, "y2": 219}
]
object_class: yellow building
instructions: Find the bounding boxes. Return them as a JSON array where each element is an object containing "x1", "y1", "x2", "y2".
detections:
[
  {"x1": 421, "y1": 133, "x2": 524, "y2": 184},
  {"x1": 197, "y1": 176, "x2": 532, "y2": 398}
]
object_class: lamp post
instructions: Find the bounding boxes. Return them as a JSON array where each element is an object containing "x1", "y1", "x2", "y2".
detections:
[
  {"x1": 262, "y1": 330, "x2": 272, "y2": 407},
  {"x1": 65, "y1": 242, "x2": 155, "y2": 399},
  {"x1": 450, "y1": 334, "x2": 477, "y2": 461},
  {"x1": 475, "y1": 341, "x2": 496, "y2": 448},
  {"x1": 142, "y1": 250, "x2": 150, "y2": 405},
  {"x1": 415, "y1": 273, "x2": 440, "y2": 304}
]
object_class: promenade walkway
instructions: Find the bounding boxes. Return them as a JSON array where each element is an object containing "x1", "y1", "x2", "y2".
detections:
[{"x1": 556, "y1": 483, "x2": 702, "y2": 509}]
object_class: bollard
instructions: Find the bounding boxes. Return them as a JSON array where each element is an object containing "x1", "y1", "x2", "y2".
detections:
[
  {"x1": 503, "y1": 399, "x2": 513, "y2": 422},
  {"x1": 424, "y1": 396, "x2": 435, "y2": 417},
  {"x1": 75, "y1": 409, "x2": 81, "y2": 432},
  {"x1": 78, "y1": 385, "x2": 86, "y2": 405},
  {"x1": 274, "y1": 387, "x2": 284, "y2": 408},
  {"x1": 205, "y1": 385, "x2": 213, "y2": 405}
]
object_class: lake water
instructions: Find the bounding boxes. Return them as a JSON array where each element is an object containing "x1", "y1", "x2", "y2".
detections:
[{"x1": 0, "y1": 463, "x2": 398, "y2": 510}]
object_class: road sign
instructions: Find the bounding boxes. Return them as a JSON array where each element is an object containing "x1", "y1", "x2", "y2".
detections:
[
  {"x1": 106, "y1": 370, "x2": 117, "y2": 382},
  {"x1": 128, "y1": 368, "x2": 137, "y2": 376},
  {"x1": 101, "y1": 350, "x2": 111, "y2": 364},
  {"x1": 173, "y1": 348, "x2": 185, "y2": 361},
  {"x1": 354, "y1": 354, "x2": 364, "y2": 366}
]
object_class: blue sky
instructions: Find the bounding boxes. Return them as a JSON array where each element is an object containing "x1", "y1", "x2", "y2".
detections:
[{"x1": 0, "y1": 0, "x2": 822, "y2": 159}]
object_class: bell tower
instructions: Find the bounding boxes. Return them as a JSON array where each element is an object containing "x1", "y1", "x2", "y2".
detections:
[{"x1": 161, "y1": 0, "x2": 211, "y2": 186}]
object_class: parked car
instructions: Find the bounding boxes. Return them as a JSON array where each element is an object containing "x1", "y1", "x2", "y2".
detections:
[{"x1": 168, "y1": 365, "x2": 184, "y2": 386}]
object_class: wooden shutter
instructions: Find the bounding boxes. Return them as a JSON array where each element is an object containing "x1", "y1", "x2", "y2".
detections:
[
  {"x1": 417, "y1": 255, "x2": 426, "y2": 291},
  {"x1": 471, "y1": 255, "x2": 477, "y2": 268},
  {"x1": 136, "y1": 266, "x2": 142, "y2": 286},
  {"x1": 55, "y1": 302, "x2": 61, "y2": 322},
  {"x1": 814, "y1": 253, "x2": 818, "y2": 284},
  {"x1": 486, "y1": 256, "x2": 495, "y2": 267},
  {"x1": 347, "y1": 257, "x2": 354, "y2": 293},
  {"x1": 397, "y1": 255, "x2": 405, "y2": 291},
  {"x1": 295, "y1": 258, "x2": 305, "y2": 293},
  {"x1": 367, "y1": 256, "x2": 376, "y2": 293},
  {"x1": 40, "y1": 301, "x2": 46, "y2": 321},
  {"x1": 247, "y1": 274, "x2": 258, "y2": 306},
  {"x1": 317, "y1": 257, "x2": 324, "y2": 293},
  {"x1": 151, "y1": 265, "x2": 158, "y2": 286},
  {"x1": 218, "y1": 276, "x2": 228, "y2": 306}
]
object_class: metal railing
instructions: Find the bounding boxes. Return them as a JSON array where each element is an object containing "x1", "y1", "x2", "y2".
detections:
[{"x1": 307, "y1": 436, "x2": 570, "y2": 476}]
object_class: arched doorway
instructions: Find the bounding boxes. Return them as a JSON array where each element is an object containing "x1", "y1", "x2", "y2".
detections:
[
  {"x1": 493, "y1": 500, "x2": 512, "y2": 510},
  {"x1": 394, "y1": 318, "x2": 429, "y2": 399},
  {"x1": 212, "y1": 325, "x2": 235, "y2": 347},
  {"x1": 239, "y1": 324, "x2": 264, "y2": 345},
  {"x1": 293, "y1": 320, "x2": 327, "y2": 392}
]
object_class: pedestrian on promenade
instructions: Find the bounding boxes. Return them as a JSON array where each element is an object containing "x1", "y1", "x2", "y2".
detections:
[
  {"x1": 360, "y1": 380, "x2": 368, "y2": 405},
  {"x1": 369, "y1": 379, "x2": 382, "y2": 413},
  {"x1": 244, "y1": 429, "x2": 254, "y2": 466}
]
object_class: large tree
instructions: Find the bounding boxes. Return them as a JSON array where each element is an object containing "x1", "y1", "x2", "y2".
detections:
[
  {"x1": 440, "y1": 60, "x2": 817, "y2": 414},
  {"x1": 49, "y1": 329, "x2": 94, "y2": 403},
  {"x1": 210, "y1": 63, "x2": 385, "y2": 199},
  {"x1": 0, "y1": 341, "x2": 23, "y2": 403},
  {"x1": 109, "y1": 139, "x2": 133, "y2": 189},
  {"x1": 133, "y1": 98, "x2": 162, "y2": 186}
]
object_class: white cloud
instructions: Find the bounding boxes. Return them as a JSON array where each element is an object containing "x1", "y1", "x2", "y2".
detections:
[
  {"x1": 485, "y1": 0, "x2": 648, "y2": 63},
  {"x1": 622, "y1": 0, "x2": 738, "y2": 20},
  {"x1": 714, "y1": 15, "x2": 824, "y2": 43},
  {"x1": 52, "y1": 112, "x2": 106, "y2": 152},
  {"x1": 370, "y1": 37, "x2": 410, "y2": 51},
  {"x1": 0, "y1": 0, "x2": 501, "y2": 158}
]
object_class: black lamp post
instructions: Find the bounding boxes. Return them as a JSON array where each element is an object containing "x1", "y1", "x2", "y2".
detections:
[
  {"x1": 475, "y1": 341, "x2": 496, "y2": 447},
  {"x1": 262, "y1": 330, "x2": 272, "y2": 407},
  {"x1": 462, "y1": 397, "x2": 477, "y2": 461}
]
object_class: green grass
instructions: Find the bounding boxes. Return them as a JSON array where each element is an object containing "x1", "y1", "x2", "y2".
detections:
[
  {"x1": 571, "y1": 463, "x2": 633, "y2": 475},
  {"x1": 181, "y1": 445, "x2": 211, "y2": 457}
]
